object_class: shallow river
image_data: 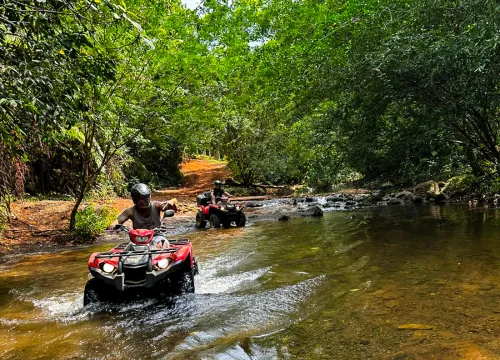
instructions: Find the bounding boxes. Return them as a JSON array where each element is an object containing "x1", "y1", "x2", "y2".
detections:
[{"x1": 0, "y1": 204, "x2": 499, "y2": 359}]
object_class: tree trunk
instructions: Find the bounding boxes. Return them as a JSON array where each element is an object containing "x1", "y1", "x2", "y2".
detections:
[{"x1": 69, "y1": 187, "x2": 86, "y2": 231}]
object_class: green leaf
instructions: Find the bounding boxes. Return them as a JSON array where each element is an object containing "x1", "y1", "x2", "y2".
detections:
[{"x1": 123, "y1": 14, "x2": 143, "y2": 33}]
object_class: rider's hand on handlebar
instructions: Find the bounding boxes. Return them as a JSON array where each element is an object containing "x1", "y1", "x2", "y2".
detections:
[
  {"x1": 107, "y1": 224, "x2": 128, "y2": 231},
  {"x1": 160, "y1": 198, "x2": 178, "y2": 212}
]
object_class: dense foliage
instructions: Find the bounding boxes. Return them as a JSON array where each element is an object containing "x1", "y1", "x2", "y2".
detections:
[
  {"x1": 73, "y1": 203, "x2": 118, "y2": 239},
  {"x1": 202, "y1": 0, "x2": 499, "y2": 187},
  {"x1": 1, "y1": 0, "x2": 499, "y2": 226}
]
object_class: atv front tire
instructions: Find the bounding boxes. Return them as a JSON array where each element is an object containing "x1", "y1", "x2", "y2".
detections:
[
  {"x1": 236, "y1": 212, "x2": 246, "y2": 227},
  {"x1": 168, "y1": 259, "x2": 195, "y2": 294},
  {"x1": 222, "y1": 220, "x2": 231, "y2": 229},
  {"x1": 196, "y1": 212, "x2": 207, "y2": 229},
  {"x1": 209, "y1": 214, "x2": 221, "y2": 228},
  {"x1": 83, "y1": 278, "x2": 114, "y2": 306}
]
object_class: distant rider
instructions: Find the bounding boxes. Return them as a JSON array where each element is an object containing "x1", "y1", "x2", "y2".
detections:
[
  {"x1": 211, "y1": 180, "x2": 233, "y2": 204},
  {"x1": 112, "y1": 183, "x2": 177, "y2": 249}
]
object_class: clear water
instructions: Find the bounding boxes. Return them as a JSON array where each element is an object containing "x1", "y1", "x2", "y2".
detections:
[{"x1": 0, "y1": 204, "x2": 499, "y2": 359}]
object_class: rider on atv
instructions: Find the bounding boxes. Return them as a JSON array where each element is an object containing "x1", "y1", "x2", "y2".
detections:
[
  {"x1": 211, "y1": 180, "x2": 233, "y2": 204},
  {"x1": 112, "y1": 183, "x2": 177, "y2": 249}
]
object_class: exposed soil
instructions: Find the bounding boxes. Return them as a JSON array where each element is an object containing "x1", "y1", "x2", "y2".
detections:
[
  {"x1": 0, "y1": 158, "x2": 231, "y2": 255},
  {"x1": 157, "y1": 158, "x2": 232, "y2": 201}
]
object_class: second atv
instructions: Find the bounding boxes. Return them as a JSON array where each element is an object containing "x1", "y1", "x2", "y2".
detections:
[{"x1": 195, "y1": 192, "x2": 246, "y2": 229}]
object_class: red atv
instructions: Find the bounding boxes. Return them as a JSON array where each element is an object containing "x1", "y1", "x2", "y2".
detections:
[
  {"x1": 195, "y1": 191, "x2": 246, "y2": 229},
  {"x1": 84, "y1": 217, "x2": 198, "y2": 305}
]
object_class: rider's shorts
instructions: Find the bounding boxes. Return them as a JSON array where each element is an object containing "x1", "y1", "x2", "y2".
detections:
[{"x1": 151, "y1": 235, "x2": 170, "y2": 249}]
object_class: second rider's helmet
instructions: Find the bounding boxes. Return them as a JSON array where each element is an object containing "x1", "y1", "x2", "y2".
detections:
[
  {"x1": 214, "y1": 180, "x2": 222, "y2": 189},
  {"x1": 131, "y1": 183, "x2": 151, "y2": 209}
]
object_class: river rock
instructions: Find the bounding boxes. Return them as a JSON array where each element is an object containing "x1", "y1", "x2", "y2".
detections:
[
  {"x1": 490, "y1": 196, "x2": 500, "y2": 207},
  {"x1": 345, "y1": 200, "x2": 357, "y2": 206},
  {"x1": 245, "y1": 202, "x2": 264, "y2": 208},
  {"x1": 397, "y1": 324, "x2": 434, "y2": 330},
  {"x1": 278, "y1": 215, "x2": 290, "y2": 221},
  {"x1": 395, "y1": 191, "x2": 414, "y2": 201},
  {"x1": 478, "y1": 284, "x2": 495, "y2": 291},
  {"x1": 299, "y1": 205, "x2": 324, "y2": 217},
  {"x1": 307, "y1": 202, "x2": 320, "y2": 207},
  {"x1": 326, "y1": 195, "x2": 343, "y2": 202},
  {"x1": 411, "y1": 180, "x2": 440, "y2": 196},
  {"x1": 354, "y1": 194, "x2": 371, "y2": 202},
  {"x1": 371, "y1": 190, "x2": 384, "y2": 202},
  {"x1": 386, "y1": 197, "x2": 404, "y2": 205},
  {"x1": 412, "y1": 195, "x2": 423, "y2": 203},
  {"x1": 427, "y1": 193, "x2": 447, "y2": 203},
  {"x1": 305, "y1": 197, "x2": 316, "y2": 202}
]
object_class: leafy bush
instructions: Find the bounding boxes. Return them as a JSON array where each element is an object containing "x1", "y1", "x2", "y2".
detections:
[
  {"x1": 72, "y1": 204, "x2": 117, "y2": 240},
  {"x1": 478, "y1": 177, "x2": 500, "y2": 196},
  {"x1": 443, "y1": 174, "x2": 477, "y2": 196}
]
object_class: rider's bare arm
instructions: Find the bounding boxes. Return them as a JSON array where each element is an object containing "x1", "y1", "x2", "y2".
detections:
[
  {"x1": 211, "y1": 191, "x2": 217, "y2": 204},
  {"x1": 117, "y1": 208, "x2": 134, "y2": 224},
  {"x1": 155, "y1": 202, "x2": 165, "y2": 212},
  {"x1": 224, "y1": 191, "x2": 232, "y2": 198}
]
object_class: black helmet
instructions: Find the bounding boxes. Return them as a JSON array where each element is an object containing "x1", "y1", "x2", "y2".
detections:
[
  {"x1": 214, "y1": 180, "x2": 222, "y2": 188},
  {"x1": 131, "y1": 183, "x2": 151, "y2": 209}
]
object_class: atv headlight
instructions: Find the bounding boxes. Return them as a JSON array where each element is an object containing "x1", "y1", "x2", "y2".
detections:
[
  {"x1": 220, "y1": 206, "x2": 225, "y2": 211},
  {"x1": 157, "y1": 258, "x2": 170, "y2": 269},
  {"x1": 135, "y1": 236, "x2": 149, "y2": 244},
  {"x1": 102, "y1": 263, "x2": 115, "y2": 273}
]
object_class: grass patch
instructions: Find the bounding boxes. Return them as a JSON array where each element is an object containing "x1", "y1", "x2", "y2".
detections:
[{"x1": 192, "y1": 155, "x2": 227, "y2": 165}]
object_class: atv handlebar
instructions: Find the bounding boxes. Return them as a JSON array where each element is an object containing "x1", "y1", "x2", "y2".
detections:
[
  {"x1": 108, "y1": 224, "x2": 174, "y2": 234},
  {"x1": 109, "y1": 224, "x2": 130, "y2": 232},
  {"x1": 214, "y1": 196, "x2": 231, "y2": 204}
]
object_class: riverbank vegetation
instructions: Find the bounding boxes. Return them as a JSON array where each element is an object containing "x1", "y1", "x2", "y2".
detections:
[{"x1": 1, "y1": 0, "x2": 499, "y2": 228}]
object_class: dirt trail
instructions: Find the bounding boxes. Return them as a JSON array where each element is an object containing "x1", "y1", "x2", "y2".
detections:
[
  {"x1": 155, "y1": 158, "x2": 231, "y2": 201},
  {"x1": 0, "y1": 158, "x2": 230, "y2": 254}
]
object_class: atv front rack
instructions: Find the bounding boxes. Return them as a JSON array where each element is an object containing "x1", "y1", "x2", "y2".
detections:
[
  {"x1": 95, "y1": 248, "x2": 179, "y2": 259},
  {"x1": 168, "y1": 238, "x2": 190, "y2": 245},
  {"x1": 94, "y1": 239, "x2": 190, "y2": 259}
]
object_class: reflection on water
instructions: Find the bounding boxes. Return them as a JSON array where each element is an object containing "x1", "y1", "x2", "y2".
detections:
[{"x1": 0, "y1": 204, "x2": 500, "y2": 359}]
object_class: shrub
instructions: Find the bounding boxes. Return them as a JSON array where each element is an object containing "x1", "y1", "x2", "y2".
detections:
[
  {"x1": 442, "y1": 174, "x2": 477, "y2": 196},
  {"x1": 73, "y1": 204, "x2": 117, "y2": 240},
  {"x1": 478, "y1": 176, "x2": 500, "y2": 196}
]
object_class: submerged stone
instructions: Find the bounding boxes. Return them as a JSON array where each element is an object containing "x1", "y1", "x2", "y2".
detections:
[
  {"x1": 245, "y1": 202, "x2": 264, "y2": 208},
  {"x1": 299, "y1": 205, "x2": 324, "y2": 217},
  {"x1": 397, "y1": 324, "x2": 434, "y2": 330}
]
